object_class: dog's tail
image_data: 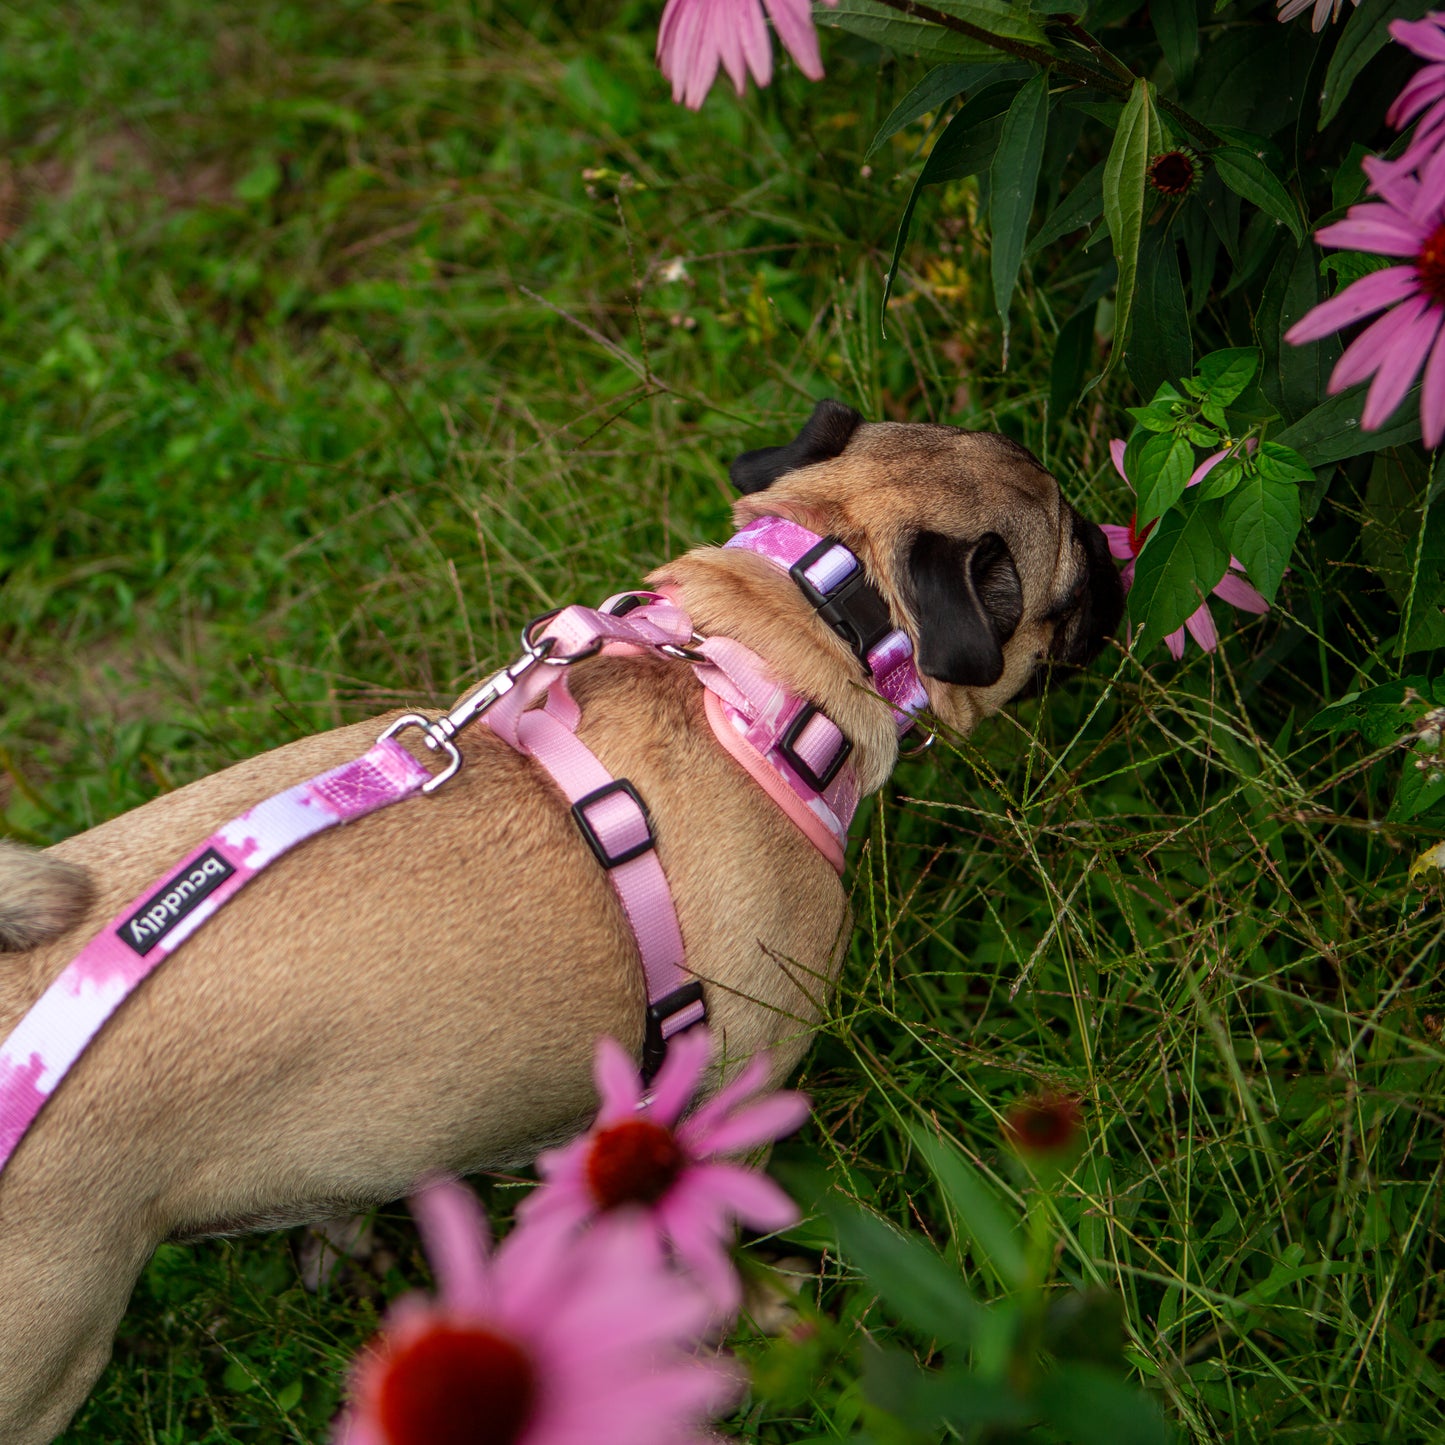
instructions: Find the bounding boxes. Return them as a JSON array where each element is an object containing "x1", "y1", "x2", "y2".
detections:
[{"x1": 0, "y1": 840, "x2": 94, "y2": 953}]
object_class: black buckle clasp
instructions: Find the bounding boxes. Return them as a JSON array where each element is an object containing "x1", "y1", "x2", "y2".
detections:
[
  {"x1": 777, "y1": 703, "x2": 853, "y2": 792},
  {"x1": 642, "y1": 981, "x2": 706, "y2": 1082},
  {"x1": 571, "y1": 779, "x2": 655, "y2": 869},
  {"x1": 788, "y1": 536, "x2": 895, "y2": 669}
]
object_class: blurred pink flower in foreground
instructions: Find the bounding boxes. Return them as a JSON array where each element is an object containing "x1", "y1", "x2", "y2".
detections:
[
  {"x1": 1389, "y1": 13, "x2": 1445, "y2": 168},
  {"x1": 335, "y1": 1180, "x2": 737, "y2": 1445},
  {"x1": 1275, "y1": 0, "x2": 1358, "y2": 30},
  {"x1": 657, "y1": 0, "x2": 839, "y2": 110},
  {"x1": 1100, "y1": 440, "x2": 1269, "y2": 660},
  {"x1": 1284, "y1": 149, "x2": 1445, "y2": 446},
  {"x1": 519, "y1": 1029, "x2": 808, "y2": 1312}
]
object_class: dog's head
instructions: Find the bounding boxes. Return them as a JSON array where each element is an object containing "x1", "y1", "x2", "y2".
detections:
[{"x1": 728, "y1": 399, "x2": 1124, "y2": 733}]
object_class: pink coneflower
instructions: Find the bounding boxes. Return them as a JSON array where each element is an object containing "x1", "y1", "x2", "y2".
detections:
[
  {"x1": 519, "y1": 1029, "x2": 808, "y2": 1312},
  {"x1": 1146, "y1": 149, "x2": 1203, "y2": 198},
  {"x1": 1275, "y1": 0, "x2": 1358, "y2": 29},
  {"x1": 1099, "y1": 440, "x2": 1269, "y2": 659},
  {"x1": 1284, "y1": 148, "x2": 1445, "y2": 446},
  {"x1": 1389, "y1": 14, "x2": 1445, "y2": 168},
  {"x1": 657, "y1": 0, "x2": 840, "y2": 110},
  {"x1": 1003, "y1": 1092, "x2": 1083, "y2": 1157},
  {"x1": 335, "y1": 1180, "x2": 737, "y2": 1445}
]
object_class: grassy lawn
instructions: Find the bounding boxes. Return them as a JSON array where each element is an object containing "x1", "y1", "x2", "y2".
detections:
[{"x1": 2, "y1": 1, "x2": 1442, "y2": 1441}]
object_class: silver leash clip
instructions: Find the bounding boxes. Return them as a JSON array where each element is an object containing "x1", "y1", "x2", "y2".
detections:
[{"x1": 379, "y1": 633, "x2": 556, "y2": 793}]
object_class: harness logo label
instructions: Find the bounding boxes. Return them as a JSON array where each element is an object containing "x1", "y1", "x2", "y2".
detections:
[{"x1": 118, "y1": 848, "x2": 235, "y2": 956}]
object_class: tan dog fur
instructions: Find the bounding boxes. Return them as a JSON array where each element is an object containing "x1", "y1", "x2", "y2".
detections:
[{"x1": 0, "y1": 413, "x2": 1120, "y2": 1443}]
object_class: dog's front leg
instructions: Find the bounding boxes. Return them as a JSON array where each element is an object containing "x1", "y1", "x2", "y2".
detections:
[{"x1": 0, "y1": 1185, "x2": 152, "y2": 1445}]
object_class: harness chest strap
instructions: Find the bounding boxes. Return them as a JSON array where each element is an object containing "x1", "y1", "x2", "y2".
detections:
[{"x1": 686, "y1": 516, "x2": 931, "y2": 871}]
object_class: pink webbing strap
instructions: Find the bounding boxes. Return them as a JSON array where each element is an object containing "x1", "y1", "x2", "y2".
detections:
[
  {"x1": 481, "y1": 603, "x2": 706, "y2": 1074},
  {"x1": 691, "y1": 634, "x2": 859, "y2": 872},
  {"x1": 0, "y1": 739, "x2": 433, "y2": 1178},
  {"x1": 724, "y1": 515, "x2": 931, "y2": 731}
]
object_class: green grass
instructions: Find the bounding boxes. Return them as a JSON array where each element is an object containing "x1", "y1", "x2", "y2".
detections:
[{"x1": 2, "y1": 2, "x2": 1443, "y2": 1441}]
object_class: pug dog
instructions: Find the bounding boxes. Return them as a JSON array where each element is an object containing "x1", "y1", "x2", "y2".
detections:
[{"x1": 0, "y1": 402, "x2": 1123, "y2": 1443}]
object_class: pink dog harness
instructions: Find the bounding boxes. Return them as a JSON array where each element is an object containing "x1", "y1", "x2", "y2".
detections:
[{"x1": 0, "y1": 520, "x2": 927, "y2": 1177}]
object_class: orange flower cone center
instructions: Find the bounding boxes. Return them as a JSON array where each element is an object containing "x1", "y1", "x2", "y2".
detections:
[
  {"x1": 1418, "y1": 220, "x2": 1445, "y2": 306},
  {"x1": 1147, "y1": 151, "x2": 1198, "y2": 196},
  {"x1": 376, "y1": 1323, "x2": 536, "y2": 1445},
  {"x1": 1127, "y1": 512, "x2": 1154, "y2": 555},
  {"x1": 586, "y1": 1118, "x2": 686, "y2": 1209}
]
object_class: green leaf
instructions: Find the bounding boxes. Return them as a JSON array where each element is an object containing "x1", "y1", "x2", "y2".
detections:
[
  {"x1": 1127, "y1": 399, "x2": 1181, "y2": 432},
  {"x1": 1152, "y1": 0, "x2": 1198, "y2": 84},
  {"x1": 1128, "y1": 502, "x2": 1230, "y2": 638},
  {"x1": 865, "y1": 1348, "x2": 1030, "y2": 1432},
  {"x1": 235, "y1": 157, "x2": 282, "y2": 203},
  {"x1": 831, "y1": 1205, "x2": 988, "y2": 1345},
  {"x1": 223, "y1": 1359, "x2": 257, "y2": 1393},
  {"x1": 1319, "y1": 0, "x2": 1435, "y2": 128},
  {"x1": 1135, "y1": 432, "x2": 1195, "y2": 525},
  {"x1": 1196, "y1": 457, "x2": 1243, "y2": 499},
  {"x1": 909, "y1": 1127, "x2": 1028, "y2": 1290},
  {"x1": 883, "y1": 86, "x2": 1014, "y2": 307},
  {"x1": 867, "y1": 62, "x2": 1005, "y2": 157},
  {"x1": 1127, "y1": 226, "x2": 1192, "y2": 402},
  {"x1": 1052, "y1": 302, "x2": 1098, "y2": 417},
  {"x1": 1309, "y1": 677, "x2": 1445, "y2": 746},
  {"x1": 1028, "y1": 160, "x2": 1105, "y2": 254},
  {"x1": 1035, "y1": 1364, "x2": 1172, "y2": 1445},
  {"x1": 275, "y1": 1380, "x2": 304, "y2": 1413},
  {"x1": 1198, "y1": 347, "x2": 1259, "y2": 405},
  {"x1": 1321, "y1": 249, "x2": 1395, "y2": 286},
  {"x1": 1275, "y1": 383, "x2": 1423, "y2": 466},
  {"x1": 820, "y1": 0, "x2": 1047, "y2": 59},
  {"x1": 1360, "y1": 449, "x2": 1445, "y2": 652},
  {"x1": 1256, "y1": 439, "x2": 1316, "y2": 483},
  {"x1": 921, "y1": 0, "x2": 1051, "y2": 43},
  {"x1": 1391, "y1": 748, "x2": 1445, "y2": 820},
  {"x1": 1258, "y1": 243, "x2": 1339, "y2": 423},
  {"x1": 1212, "y1": 147, "x2": 1304, "y2": 244},
  {"x1": 989, "y1": 71, "x2": 1050, "y2": 361},
  {"x1": 1221, "y1": 465, "x2": 1300, "y2": 602},
  {"x1": 931, "y1": 1366, "x2": 1033, "y2": 1429},
  {"x1": 1102, "y1": 80, "x2": 1153, "y2": 379}
]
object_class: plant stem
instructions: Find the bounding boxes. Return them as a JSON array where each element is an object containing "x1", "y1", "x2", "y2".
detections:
[
  {"x1": 1060, "y1": 17, "x2": 1136, "y2": 86},
  {"x1": 864, "y1": 0, "x2": 1114, "y2": 88},
  {"x1": 863, "y1": 0, "x2": 1225, "y2": 150}
]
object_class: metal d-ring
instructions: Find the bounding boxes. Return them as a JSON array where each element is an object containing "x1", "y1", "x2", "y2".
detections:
[
  {"x1": 899, "y1": 723, "x2": 936, "y2": 758},
  {"x1": 523, "y1": 609, "x2": 603, "y2": 665}
]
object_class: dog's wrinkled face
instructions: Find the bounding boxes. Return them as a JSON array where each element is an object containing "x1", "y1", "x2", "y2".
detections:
[{"x1": 729, "y1": 399, "x2": 1124, "y2": 731}]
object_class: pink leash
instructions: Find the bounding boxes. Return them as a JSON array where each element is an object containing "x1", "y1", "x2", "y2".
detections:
[
  {"x1": 0, "y1": 741, "x2": 434, "y2": 1172},
  {"x1": 0, "y1": 520, "x2": 929, "y2": 1179}
]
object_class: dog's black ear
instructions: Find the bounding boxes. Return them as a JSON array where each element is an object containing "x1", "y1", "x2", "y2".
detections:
[
  {"x1": 907, "y1": 530, "x2": 1024, "y2": 687},
  {"x1": 729, "y1": 399, "x2": 864, "y2": 494}
]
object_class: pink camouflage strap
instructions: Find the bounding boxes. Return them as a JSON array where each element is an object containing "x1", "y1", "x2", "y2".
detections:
[
  {"x1": 696, "y1": 516, "x2": 930, "y2": 870},
  {"x1": 0, "y1": 739, "x2": 433, "y2": 1176}
]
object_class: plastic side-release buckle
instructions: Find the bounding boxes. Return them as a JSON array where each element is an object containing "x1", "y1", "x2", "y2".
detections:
[
  {"x1": 788, "y1": 535, "x2": 895, "y2": 666},
  {"x1": 570, "y1": 779, "x2": 656, "y2": 869}
]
